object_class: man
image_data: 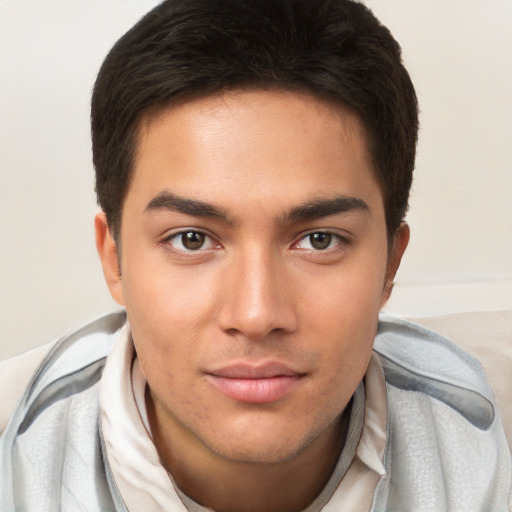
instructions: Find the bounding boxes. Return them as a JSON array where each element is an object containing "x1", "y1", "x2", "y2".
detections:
[{"x1": 0, "y1": 0, "x2": 510, "y2": 510}]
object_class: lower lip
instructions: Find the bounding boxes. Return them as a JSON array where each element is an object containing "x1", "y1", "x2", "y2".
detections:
[{"x1": 206, "y1": 375, "x2": 302, "y2": 403}]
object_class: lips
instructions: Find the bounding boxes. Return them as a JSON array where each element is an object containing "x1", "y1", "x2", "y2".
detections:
[{"x1": 205, "y1": 362, "x2": 305, "y2": 404}]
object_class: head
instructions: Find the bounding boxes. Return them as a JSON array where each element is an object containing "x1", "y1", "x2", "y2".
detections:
[{"x1": 93, "y1": 0, "x2": 416, "y2": 475}]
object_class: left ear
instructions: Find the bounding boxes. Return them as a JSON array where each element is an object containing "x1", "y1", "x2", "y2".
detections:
[{"x1": 381, "y1": 222, "x2": 410, "y2": 306}]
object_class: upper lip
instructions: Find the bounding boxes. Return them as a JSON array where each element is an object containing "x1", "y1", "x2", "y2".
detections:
[{"x1": 206, "y1": 361, "x2": 304, "y2": 379}]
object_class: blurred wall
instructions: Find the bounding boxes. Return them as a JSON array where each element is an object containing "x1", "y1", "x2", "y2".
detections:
[{"x1": 1, "y1": 0, "x2": 511, "y2": 359}]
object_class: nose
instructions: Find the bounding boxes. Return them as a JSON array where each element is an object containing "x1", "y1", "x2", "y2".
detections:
[{"x1": 217, "y1": 246, "x2": 297, "y2": 340}]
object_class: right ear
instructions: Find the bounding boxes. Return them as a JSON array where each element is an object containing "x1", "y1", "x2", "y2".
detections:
[{"x1": 95, "y1": 211, "x2": 125, "y2": 306}]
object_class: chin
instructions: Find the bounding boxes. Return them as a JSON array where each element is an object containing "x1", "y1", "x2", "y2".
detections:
[
  {"x1": 207, "y1": 439, "x2": 305, "y2": 465},
  {"x1": 197, "y1": 415, "x2": 331, "y2": 465}
]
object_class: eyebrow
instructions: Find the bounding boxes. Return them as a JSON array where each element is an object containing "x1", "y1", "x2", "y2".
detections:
[
  {"x1": 282, "y1": 195, "x2": 370, "y2": 223},
  {"x1": 145, "y1": 191, "x2": 231, "y2": 222},
  {"x1": 145, "y1": 191, "x2": 369, "y2": 224}
]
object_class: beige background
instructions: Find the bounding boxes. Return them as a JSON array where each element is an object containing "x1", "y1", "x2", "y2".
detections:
[{"x1": 1, "y1": 0, "x2": 511, "y2": 359}]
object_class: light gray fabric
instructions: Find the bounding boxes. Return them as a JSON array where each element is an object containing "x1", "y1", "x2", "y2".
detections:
[
  {"x1": 372, "y1": 386, "x2": 510, "y2": 511},
  {"x1": 371, "y1": 314, "x2": 511, "y2": 512},
  {"x1": 0, "y1": 311, "x2": 509, "y2": 511},
  {"x1": 11, "y1": 383, "x2": 113, "y2": 511},
  {"x1": 0, "y1": 312, "x2": 127, "y2": 512},
  {"x1": 411, "y1": 310, "x2": 512, "y2": 447},
  {"x1": 0, "y1": 342, "x2": 53, "y2": 434}
]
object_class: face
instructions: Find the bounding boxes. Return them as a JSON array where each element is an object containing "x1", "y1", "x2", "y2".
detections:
[{"x1": 97, "y1": 90, "x2": 408, "y2": 465}]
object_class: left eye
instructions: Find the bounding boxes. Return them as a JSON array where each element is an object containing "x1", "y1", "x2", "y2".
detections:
[
  {"x1": 166, "y1": 231, "x2": 217, "y2": 252},
  {"x1": 296, "y1": 232, "x2": 343, "y2": 251}
]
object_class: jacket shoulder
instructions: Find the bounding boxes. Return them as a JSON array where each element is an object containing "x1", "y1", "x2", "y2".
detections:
[
  {"x1": 0, "y1": 343, "x2": 53, "y2": 434},
  {"x1": 0, "y1": 311, "x2": 126, "y2": 436},
  {"x1": 374, "y1": 313, "x2": 495, "y2": 429},
  {"x1": 0, "y1": 311, "x2": 127, "y2": 511},
  {"x1": 372, "y1": 314, "x2": 511, "y2": 510}
]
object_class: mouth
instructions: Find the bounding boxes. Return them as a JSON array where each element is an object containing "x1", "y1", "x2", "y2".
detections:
[{"x1": 205, "y1": 362, "x2": 306, "y2": 404}]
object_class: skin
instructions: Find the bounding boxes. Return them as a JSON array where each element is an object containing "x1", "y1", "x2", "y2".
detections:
[{"x1": 96, "y1": 89, "x2": 409, "y2": 512}]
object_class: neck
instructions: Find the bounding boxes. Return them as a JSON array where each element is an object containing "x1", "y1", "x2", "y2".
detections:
[{"x1": 147, "y1": 393, "x2": 352, "y2": 512}]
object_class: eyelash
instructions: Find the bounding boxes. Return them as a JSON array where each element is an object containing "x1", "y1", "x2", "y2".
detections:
[
  {"x1": 161, "y1": 229, "x2": 350, "y2": 254},
  {"x1": 293, "y1": 231, "x2": 350, "y2": 252},
  {"x1": 162, "y1": 229, "x2": 219, "y2": 253}
]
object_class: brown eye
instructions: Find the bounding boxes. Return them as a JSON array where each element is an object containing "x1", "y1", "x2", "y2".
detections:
[
  {"x1": 295, "y1": 232, "x2": 345, "y2": 251},
  {"x1": 309, "y1": 233, "x2": 332, "y2": 250},
  {"x1": 181, "y1": 231, "x2": 205, "y2": 250},
  {"x1": 167, "y1": 230, "x2": 217, "y2": 252}
]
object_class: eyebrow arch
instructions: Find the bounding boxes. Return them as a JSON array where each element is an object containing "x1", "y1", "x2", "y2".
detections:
[
  {"x1": 282, "y1": 195, "x2": 370, "y2": 223},
  {"x1": 145, "y1": 191, "x2": 230, "y2": 222}
]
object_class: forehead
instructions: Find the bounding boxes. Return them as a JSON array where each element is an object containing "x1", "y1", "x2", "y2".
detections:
[
  {"x1": 127, "y1": 89, "x2": 382, "y2": 218},
  {"x1": 138, "y1": 89, "x2": 370, "y2": 161}
]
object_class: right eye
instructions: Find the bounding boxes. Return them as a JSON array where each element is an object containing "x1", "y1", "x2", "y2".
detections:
[{"x1": 165, "y1": 230, "x2": 218, "y2": 252}]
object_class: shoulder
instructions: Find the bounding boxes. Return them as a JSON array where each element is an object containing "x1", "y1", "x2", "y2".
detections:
[
  {"x1": 0, "y1": 311, "x2": 126, "y2": 435},
  {"x1": 0, "y1": 343, "x2": 53, "y2": 434},
  {"x1": 409, "y1": 310, "x2": 512, "y2": 447},
  {"x1": 0, "y1": 311, "x2": 127, "y2": 511},
  {"x1": 375, "y1": 313, "x2": 496, "y2": 430},
  {"x1": 372, "y1": 314, "x2": 511, "y2": 511}
]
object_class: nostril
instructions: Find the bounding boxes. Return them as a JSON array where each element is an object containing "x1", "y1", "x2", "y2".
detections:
[{"x1": 222, "y1": 326, "x2": 290, "y2": 344}]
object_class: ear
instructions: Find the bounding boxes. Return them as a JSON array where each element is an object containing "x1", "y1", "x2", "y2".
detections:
[
  {"x1": 95, "y1": 211, "x2": 125, "y2": 306},
  {"x1": 381, "y1": 222, "x2": 410, "y2": 306}
]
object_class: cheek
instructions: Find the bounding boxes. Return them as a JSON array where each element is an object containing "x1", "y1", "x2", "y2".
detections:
[
  {"x1": 120, "y1": 263, "x2": 220, "y2": 385},
  {"x1": 300, "y1": 255, "x2": 385, "y2": 376},
  {"x1": 122, "y1": 251, "x2": 219, "y2": 328},
  {"x1": 301, "y1": 255, "x2": 386, "y2": 328}
]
